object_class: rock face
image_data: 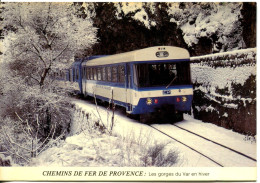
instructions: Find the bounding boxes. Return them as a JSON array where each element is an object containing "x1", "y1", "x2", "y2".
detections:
[
  {"x1": 240, "y1": 2, "x2": 256, "y2": 49},
  {"x1": 90, "y1": 3, "x2": 188, "y2": 55},
  {"x1": 191, "y1": 49, "x2": 256, "y2": 135},
  {"x1": 190, "y1": 37, "x2": 213, "y2": 57},
  {"x1": 85, "y1": 2, "x2": 256, "y2": 56}
]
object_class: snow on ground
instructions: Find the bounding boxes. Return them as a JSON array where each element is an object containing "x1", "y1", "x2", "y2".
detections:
[
  {"x1": 31, "y1": 99, "x2": 256, "y2": 167},
  {"x1": 177, "y1": 115, "x2": 256, "y2": 158},
  {"x1": 30, "y1": 129, "x2": 144, "y2": 167},
  {"x1": 71, "y1": 99, "x2": 218, "y2": 167},
  {"x1": 153, "y1": 116, "x2": 256, "y2": 167}
]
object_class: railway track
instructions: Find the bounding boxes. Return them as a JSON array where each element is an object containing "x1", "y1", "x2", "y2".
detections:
[
  {"x1": 149, "y1": 123, "x2": 257, "y2": 167},
  {"x1": 74, "y1": 97, "x2": 256, "y2": 167}
]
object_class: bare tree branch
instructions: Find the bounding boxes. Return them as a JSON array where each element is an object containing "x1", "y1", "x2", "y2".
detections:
[
  {"x1": 3, "y1": 128, "x2": 31, "y2": 152},
  {"x1": 49, "y1": 35, "x2": 57, "y2": 47},
  {"x1": 15, "y1": 112, "x2": 32, "y2": 140},
  {"x1": 32, "y1": 44, "x2": 47, "y2": 68},
  {"x1": 53, "y1": 44, "x2": 69, "y2": 61},
  {"x1": 37, "y1": 130, "x2": 66, "y2": 156},
  {"x1": 30, "y1": 76, "x2": 40, "y2": 85},
  {"x1": 43, "y1": 3, "x2": 52, "y2": 32},
  {"x1": 4, "y1": 148, "x2": 30, "y2": 163}
]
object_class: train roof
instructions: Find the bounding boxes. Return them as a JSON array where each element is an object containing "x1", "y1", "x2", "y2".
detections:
[
  {"x1": 82, "y1": 46, "x2": 190, "y2": 66},
  {"x1": 87, "y1": 55, "x2": 109, "y2": 60},
  {"x1": 70, "y1": 55, "x2": 108, "y2": 68}
]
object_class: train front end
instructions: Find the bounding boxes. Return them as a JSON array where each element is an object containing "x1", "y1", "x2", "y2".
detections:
[{"x1": 129, "y1": 46, "x2": 193, "y2": 122}]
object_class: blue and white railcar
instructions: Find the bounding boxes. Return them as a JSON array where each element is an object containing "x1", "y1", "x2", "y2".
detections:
[
  {"x1": 67, "y1": 56, "x2": 107, "y2": 94},
  {"x1": 67, "y1": 58, "x2": 84, "y2": 93},
  {"x1": 81, "y1": 46, "x2": 193, "y2": 121}
]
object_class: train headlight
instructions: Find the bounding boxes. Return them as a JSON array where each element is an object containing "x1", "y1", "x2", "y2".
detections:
[
  {"x1": 146, "y1": 98, "x2": 153, "y2": 105},
  {"x1": 182, "y1": 96, "x2": 187, "y2": 102}
]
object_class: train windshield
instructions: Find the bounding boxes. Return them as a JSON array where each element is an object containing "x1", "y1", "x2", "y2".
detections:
[{"x1": 134, "y1": 62, "x2": 191, "y2": 87}]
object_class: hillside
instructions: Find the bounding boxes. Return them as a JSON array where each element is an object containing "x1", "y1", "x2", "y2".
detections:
[{"x1": 80, "y1": 2, "x2": 256, "y2": 56}]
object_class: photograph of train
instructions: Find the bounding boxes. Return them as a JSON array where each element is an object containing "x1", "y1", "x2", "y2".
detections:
[{"x1": 0, "y1": 2, "x2": 257, "y2": 182}]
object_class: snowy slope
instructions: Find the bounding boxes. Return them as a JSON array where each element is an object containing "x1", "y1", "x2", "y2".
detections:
[
  {"x1": 30, "y1": 130, "x2": 145, "y2": 167},
  {"x1": 30, "y1": 99, "x2": 256, "y2": 167}
]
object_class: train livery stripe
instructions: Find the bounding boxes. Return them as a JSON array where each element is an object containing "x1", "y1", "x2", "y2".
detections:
[{"x1": 84, "y1": 82, "x2": 192, "y2": 106}]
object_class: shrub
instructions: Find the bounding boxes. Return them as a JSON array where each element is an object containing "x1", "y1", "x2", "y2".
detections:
[{"x1": 141, "y1": 142, "x2": 179, "y2": 167}]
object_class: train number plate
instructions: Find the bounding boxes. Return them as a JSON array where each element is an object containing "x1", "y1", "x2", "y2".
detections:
[{"x1": 163, "y1": 90, "x2": 171, "y2": 95}]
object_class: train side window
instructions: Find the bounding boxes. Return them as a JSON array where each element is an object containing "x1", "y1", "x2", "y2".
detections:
[
  {"x1": 89, "y1": 68, "x2": 92, "y2": 80},
  {"x1": 76, "y1": 69, "x2": 79, "y2": 80},
  {"x1": 176, "y1": 62, "x2": 191, "y2": 84},
  {"x1": 97, "y1": 67, "x2": 102, "y2": 81},
  {"x1": 86, "y1": 68, "x2": 90, "y2": 79},
  {"x1": 59, "y1": 70, "x2": 62, "y2": 78},
  {"x1": 112, "y1": 66, "x2": 117, "y2": 82},
  {"x1": 133, "y1": 65, "x2": 138, "y2": 86},
  {"x1": 93, "y1": 68, "x2": 97, "y2": 80},
  {"x1": 89, "y1": 68, "x2": 91, "y2": 80},
  {"x1": 72, "y1": 69, "x2": 74, "y2": 81},
  {"x1": 118, "y1": 65, "x2": 125, "y2": 83},
  {"x1": 84, "y1": 67, "x2": 87, "y2": 79},
  {"x1": 92, "y1": 68, "x2": 94, "y2": 80},
  {"x1": 107, "y1": 67, "x2": 112, "y2": 81},
  {"x1": 73, "y1": 69, "x2": 76, "y2": 81},
  {"x1": 90, "y1": 68, "x2": 94, "y2": 80},
  {"x1": 67, "y1": 70, "x2": 70, "y2": 81},
  {"x1": 70, "y1": 69, "x2": 72, "y2": 81},
  {"x1": 102, "y1": 67, "x2": 107, "y2": 81},
  {"x1": 88, "y1": 68, "x2": 91, "y2": 80},
  {"x1": 91, "y1": 68, "x2": 94, "y2": 80}
]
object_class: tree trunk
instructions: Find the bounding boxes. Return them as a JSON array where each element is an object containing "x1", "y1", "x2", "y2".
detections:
[{"x1": 40, "y1": 68, "x2": 50, "y2": 87}]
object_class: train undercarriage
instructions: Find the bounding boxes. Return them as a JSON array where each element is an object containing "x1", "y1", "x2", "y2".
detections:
[{"x1": 139, "y1": 110, "x2": 184, "y2": 124}]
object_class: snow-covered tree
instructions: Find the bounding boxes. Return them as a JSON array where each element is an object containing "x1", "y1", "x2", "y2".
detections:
[
  {"x1": 0, "y1": 2, "x2": 97, "y2": 165},
  {"x1": 166, "y1": 2, "x2": 245, "y2": 53},
  {"x1": 2, "y1": 2, "x2": 97, "y2": 87}
]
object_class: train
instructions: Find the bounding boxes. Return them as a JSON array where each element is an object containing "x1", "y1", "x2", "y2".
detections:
[{"x1": 65, "y1": 46, "x2": 193, "y2": 123}]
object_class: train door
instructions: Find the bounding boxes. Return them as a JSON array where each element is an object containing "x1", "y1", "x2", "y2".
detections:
[
  {"x1": 81, "y1": 66, "x2": 87, "y2": 96},
  {"x1": 126, "y1": 64, "x2": 133, "y2": 113}
]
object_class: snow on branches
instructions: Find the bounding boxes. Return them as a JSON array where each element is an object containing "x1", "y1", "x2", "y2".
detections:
[
  {"x1": 0, "y1": 2, "x2": 97, "y2": 165},
  {"x1": 2, "y1": 2, "x2": 97, "y2": 87}
]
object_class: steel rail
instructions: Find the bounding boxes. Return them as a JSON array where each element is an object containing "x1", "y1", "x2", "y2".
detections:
[
  {"x1": 149, "y1": 125, "x2": 224, "y2": 167},
  {"x1": 173, "y1": 124, "x2": 257, "y2": 162}
]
